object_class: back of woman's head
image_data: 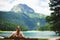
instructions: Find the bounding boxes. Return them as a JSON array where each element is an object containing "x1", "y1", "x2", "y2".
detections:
[{"x1": 16, "y1": 26, "x2": 21, "y2": 32}]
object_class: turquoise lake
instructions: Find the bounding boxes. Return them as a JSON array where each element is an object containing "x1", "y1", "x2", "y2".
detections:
[{"x1": 0, "y1": 31, "x2": 58, "y2": 38}]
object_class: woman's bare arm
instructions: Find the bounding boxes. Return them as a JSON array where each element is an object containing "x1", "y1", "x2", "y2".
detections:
[
  {"x1": 20, "y1": 32, "x2": 25, "y2": 38},
  {"x1": 8, "y1": 33, "x2": 14, "y2": 38},
  {"x1": 19, "y1": 33, "x2": 25, "y2": 40}
]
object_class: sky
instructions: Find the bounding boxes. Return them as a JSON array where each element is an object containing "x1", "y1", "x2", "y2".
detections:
[{"x1": 0, "y1": 0, "x2": 51, "y2": 15}]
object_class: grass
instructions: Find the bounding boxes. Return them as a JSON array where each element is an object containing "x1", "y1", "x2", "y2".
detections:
[{"x1": 38, "y1": 38, "x2": 48, "y2": 40}]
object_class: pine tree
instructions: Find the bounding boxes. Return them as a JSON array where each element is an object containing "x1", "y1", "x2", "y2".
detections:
[{"x1": 46, "y1": 0, "x2": 60, "y2": 35}]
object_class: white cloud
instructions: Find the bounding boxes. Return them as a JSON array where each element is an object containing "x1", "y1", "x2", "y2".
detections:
[
  {"x1": 33, "y1": 6, "x2": 51, "y2": 15},
  {"x1": 0, "y1": 0, "x2": 15, "y2": 11},
  {"x1": 0, "y1": 0, "x2": 51, "y2": 15},
  {"x1": 36, "y1": 0, "x2": 50, "y2": 15}
]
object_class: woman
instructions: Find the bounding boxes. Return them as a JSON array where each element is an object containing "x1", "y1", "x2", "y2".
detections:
[{"x1": 8, "y1": 26, "x2": 25, "y2": 40}]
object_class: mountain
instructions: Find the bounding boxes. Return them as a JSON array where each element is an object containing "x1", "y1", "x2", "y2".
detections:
[
  {"x1": 12, "y1": 4, "x2": 34, "y2": 13},
  {"x1": 0, "y1": 4, "x2": 47, "y2": 30}
]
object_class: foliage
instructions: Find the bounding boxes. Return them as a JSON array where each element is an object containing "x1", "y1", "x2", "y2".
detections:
[
  {"x1": 46, "y1": 0, "x2": 60, "y2": 35},
  {"x1": 0, "y1": 20, "x2": 28, "y2": 31},
  {"x1": 36, "y1": 24, "x2": 51, "y2": 31}
]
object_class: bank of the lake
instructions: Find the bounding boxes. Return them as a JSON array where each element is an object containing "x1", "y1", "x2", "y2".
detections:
[{"x1": 0, "y1": 31, "x2": 58, "y2": 38}]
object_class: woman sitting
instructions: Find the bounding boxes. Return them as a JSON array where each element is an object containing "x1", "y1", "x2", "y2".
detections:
[{"x1": 8, "y1": 26, "x2": 25, "y2": 40}]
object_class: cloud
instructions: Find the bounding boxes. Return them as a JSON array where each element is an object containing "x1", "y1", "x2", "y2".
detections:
[
  {"x1": 33, "y1": 6, "x2": 51, "y2": 15},
  {"x1": 0, "y1": 0, "x2": 15, "y2": 11},
  {"x1": 32, "y1": 0, "x2": 50, "y2": 15}
]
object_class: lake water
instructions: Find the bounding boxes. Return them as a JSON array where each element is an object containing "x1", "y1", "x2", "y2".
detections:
[{"x1": 0, "y1": 31, "x2": 58, "y2": 38}]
